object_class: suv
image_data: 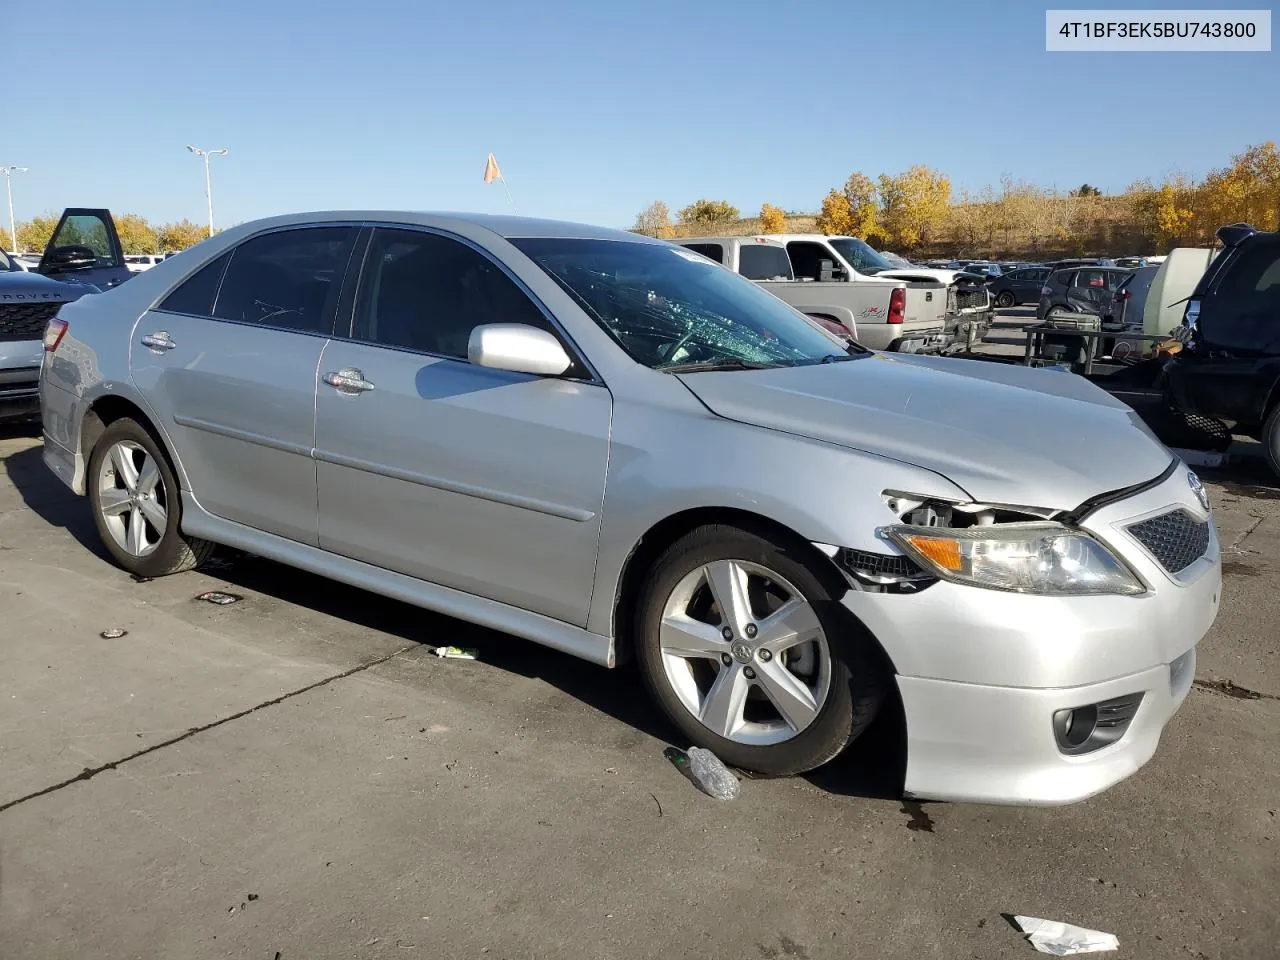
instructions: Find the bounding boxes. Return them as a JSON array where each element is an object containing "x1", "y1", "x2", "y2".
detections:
[
  {"x1": 38, "y1": 211, "x2": 1218, "y2": 804},
  {"x1": 2, "y1": 208, "x2": 130, "y2": 421},
  {"x1": 1165, "y1": 223, "x2": 1280, "y2": 475},
  {"x1": 1037, "y1": 266, "x2": 1132, "y2": 319}
]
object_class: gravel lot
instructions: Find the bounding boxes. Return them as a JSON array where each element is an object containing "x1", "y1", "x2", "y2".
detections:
[{"x1": 1, "y1": 402, "x2": 1277, "y2": 959}]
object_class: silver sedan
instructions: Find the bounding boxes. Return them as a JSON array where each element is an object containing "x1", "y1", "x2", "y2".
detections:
[{"x1": 38, "y1": 212, "x2": 1220, "y2": 803}]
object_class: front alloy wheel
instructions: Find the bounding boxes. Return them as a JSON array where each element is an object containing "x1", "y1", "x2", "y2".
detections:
[
  {"x1": 635, "y1": 525, "x2": 888, "y2": 776},
  {"x1": 659, "y1": 560, "x2": 831, "y2": 745}
]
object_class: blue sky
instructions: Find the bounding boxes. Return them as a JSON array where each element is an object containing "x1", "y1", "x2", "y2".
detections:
[{"x1": 6, "y1": 1, "x2": 1276, "y2": 230}]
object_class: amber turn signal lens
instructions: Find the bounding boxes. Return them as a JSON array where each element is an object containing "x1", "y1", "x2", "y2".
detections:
[{"x1": 897, "y1": 533, "x2": 963, "y2": 572}]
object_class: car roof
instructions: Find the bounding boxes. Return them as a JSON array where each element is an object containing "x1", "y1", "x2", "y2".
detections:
[
  {"x1": 212, "y1": 211, "x2": 659, "y2": 244},
  {"x1": 676, "y1": 236, "x2": 787, "y2": 247}
]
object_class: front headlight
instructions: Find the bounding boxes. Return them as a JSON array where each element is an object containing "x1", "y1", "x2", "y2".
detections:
[{"x1": 884, "y1": 522, "x2": 1144, "y2": 596}]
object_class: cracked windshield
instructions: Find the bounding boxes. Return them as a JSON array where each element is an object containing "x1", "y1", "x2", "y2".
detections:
[{"x1": 512, "y1": 237, "x2": 858, "y2": 370}]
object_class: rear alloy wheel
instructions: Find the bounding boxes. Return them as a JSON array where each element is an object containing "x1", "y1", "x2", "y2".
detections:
[
  {"x1": 995, "y1": 290, "x2": 1016, "y2": 308},
  {"x1": 635, "y1": 525, "x2": 888, "y2": 775},
  {"x1": 88, "y1": 418, "x2": 215, "y2": 578}
]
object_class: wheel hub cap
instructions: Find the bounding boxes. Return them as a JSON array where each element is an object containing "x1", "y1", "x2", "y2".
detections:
[{"x1": 658, "y1": 559, "x2": 832, "y2": 747}]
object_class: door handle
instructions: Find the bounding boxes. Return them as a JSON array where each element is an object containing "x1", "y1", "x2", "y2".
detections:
[
  {"x1": 323, "y1": 368, "x2": 376, "y2": 394},
  {"x1": 139, "y1": 332, "x2": 176, "y2": 352}
]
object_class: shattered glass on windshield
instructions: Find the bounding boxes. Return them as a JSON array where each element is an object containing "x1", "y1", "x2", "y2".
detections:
[{"x1": 512, "y1": 238, "x2": 860, "y2": 371}]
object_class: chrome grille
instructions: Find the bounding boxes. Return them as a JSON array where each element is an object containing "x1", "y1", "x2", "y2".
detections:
[
  {"x1": 953, "y1": 288, "x2": 989, "y2": 312},
  {"x1": 1127, "y1": 509, "x2": 1210, "y2": 574},
  {"x1": 0, "y1": 301, "x2": 61, "y2": 342}
]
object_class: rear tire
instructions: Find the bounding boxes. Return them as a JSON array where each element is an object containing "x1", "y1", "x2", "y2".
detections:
[
  {"x1": 633, "y1": 524, "x2": 889, "y2": 776},
  {"x1": 87, "y1": 417, "x2": 215, "y2": 578},
  {"x1": 995, "y1": 290, "x2": 1016, "y2": 308}
]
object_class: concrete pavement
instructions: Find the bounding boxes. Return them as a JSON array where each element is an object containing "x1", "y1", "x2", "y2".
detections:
[{"x1": 1, "y1": 425, "x2": 1277, "y2": 960}]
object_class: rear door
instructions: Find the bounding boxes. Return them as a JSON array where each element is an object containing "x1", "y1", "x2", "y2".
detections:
[
  {"x1": 1021, "y1": 268, "x2": 1049, "y2": 301},
  {"x1": 130, "y1": 224, "x2": 360, "y2": 544},
  {"x1": 37, "y1": 208, "x2": 132, "y2": 290}
]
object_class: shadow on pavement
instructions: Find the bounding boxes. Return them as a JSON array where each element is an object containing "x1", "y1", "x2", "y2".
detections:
[
  {"x1": 1, "y1": 429, "x2": 911, "y2": 802},
  {"x1": 145, "y1": 547, "x2": 910, "y2": 801},
  {"x1": 1, "y1": 440, "x2": 110, "y2": 559},
  {"x1": 1199, "y1": 453, "x2": 1280, "y2": 498}
]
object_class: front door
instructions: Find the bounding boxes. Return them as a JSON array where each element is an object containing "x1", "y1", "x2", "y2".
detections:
[
  {"x1": 130, "y1": 225, "x2": 360, "y2": 544},
  {"x1": 313, "y1": 227, "x2": 611, "y2": 626},
  {"x1": 37, "y1": 208, "x2": 133, "y2": 290}
]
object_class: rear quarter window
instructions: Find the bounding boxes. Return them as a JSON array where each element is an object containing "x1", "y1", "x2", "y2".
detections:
[
  {"x1": 737, "y1": 244, "x2": 792, "y2": 280},
  {"x1": 680, "y1": 243, "x2": 725, "y2": 264},
  {"x1": 157, "y1": 251, "x2": 232, "y2": 316}
]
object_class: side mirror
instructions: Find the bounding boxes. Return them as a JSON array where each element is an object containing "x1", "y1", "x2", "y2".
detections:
[{"x1": 468, "y1": 323, "x2": 572, "y2": 376}]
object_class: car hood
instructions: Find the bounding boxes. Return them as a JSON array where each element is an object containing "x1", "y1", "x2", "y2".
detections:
[
  {"x1": 0, "y1": 270, "x2": 98, "y2": 302},
  {"x1": 677, "y1": 353, "x2": 1173, "y2": 510}
]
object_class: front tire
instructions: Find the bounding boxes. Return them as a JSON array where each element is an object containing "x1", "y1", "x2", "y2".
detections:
[
  {"x1": 87, "y1": 418, "x2": 215, "y2": 577},
  {"x1": 634, "y1": 525, "x2": 888, "y2": 776}
]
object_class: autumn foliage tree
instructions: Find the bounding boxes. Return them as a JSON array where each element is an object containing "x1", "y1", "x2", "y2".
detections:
[
  {"x1": 758, "y1": 203, "x2": 786, "y2": 233},
  {"x1": 877, "y1": 165, "x2": 951, "y2": 250},
  {"x1": 815, "y1": 189, "x2": 853, "y2": 235},
  {"x1": 157, "y1": 219, "x2": 208, "y2": 252},
  {"x1": 15, "y1": 215, "x2": 58, "y2": 254},
  {"x1": 114, "y1": 213, "x2": 159, "y2": 255},
  {"x1": 677, "y1": 199, "x2": 740, "y2": 226},
  {"x1": 842, "y1": 172, "x2": 880, "y2": 241},
  {"x1": 632, "y1": 201, "x2": 674, "y2": 238}
]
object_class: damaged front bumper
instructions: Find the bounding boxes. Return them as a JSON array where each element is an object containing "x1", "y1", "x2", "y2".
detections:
[{"x1": 942, "y1": 285, "x2": 994, "y2": 351}]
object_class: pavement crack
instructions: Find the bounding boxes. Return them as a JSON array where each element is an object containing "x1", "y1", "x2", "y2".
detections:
[
  {"x1": 0, "y1": 643, "x2": 417, "y2": 815},
  {"x1": 1225, "y1": 516, "x2": 1265, "y2": 552},
  {"x1": 1192, "y1": 677, "x2": 1280, "y2": 702}
]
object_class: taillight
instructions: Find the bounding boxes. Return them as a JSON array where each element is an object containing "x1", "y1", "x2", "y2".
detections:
[
  {"x1": 887, "y1": 288, "x2": 906, "y2": 324},
  {"x1": 43, "y1": 317, "x2": 68, "y2": 352}
]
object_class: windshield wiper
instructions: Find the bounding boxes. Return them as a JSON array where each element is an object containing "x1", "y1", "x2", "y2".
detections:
[{"x1": 661, "y1": 359, "x2": 781, "y2": 373}]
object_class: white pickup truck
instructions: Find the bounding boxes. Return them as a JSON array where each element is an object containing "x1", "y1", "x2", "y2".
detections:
[
  {"x1": 677, "y1": 235, "x2": 948, "y2": 352},
  {"x1": 765, "y1": 234, "x2": 992, "y2": 350}
]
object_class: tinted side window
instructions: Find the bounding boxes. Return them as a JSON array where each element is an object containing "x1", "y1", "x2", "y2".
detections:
[
  {"x1": 352, "y1": 228, "x2": 554, "y2": 359},
  {"x1": 738, "y1": 244, "x2": 792, "y2": 280},
  {"x1": 212, "y1": 227, "x2": 358, "y2": 334},
  {"x1": 158, "y1": 251, "x2": 232, "y2": 316},
  {"x1": 681, "y1": 243, "x2": 724, "y2": 264},
  {"x1": 787, "y1": 242, "x2": 837, "y2": 281},
  {"x1": 49, "y1": 213, "x2": 121, "y2": 268},
  {"x1": 1217, "y1": 242, "x2": 1280, "y2": 297}
]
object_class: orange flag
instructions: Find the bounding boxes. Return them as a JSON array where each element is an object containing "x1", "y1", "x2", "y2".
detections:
[{"x1": 483, "y1": 153, "x2": 502, "y2": 184}]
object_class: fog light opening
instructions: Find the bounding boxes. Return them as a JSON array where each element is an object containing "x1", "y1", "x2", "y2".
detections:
[{"x1": 1055, "y1": 705, "x2": 1097, "y2": 749}]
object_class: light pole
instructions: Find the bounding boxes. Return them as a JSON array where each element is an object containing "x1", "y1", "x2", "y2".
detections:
[
  {"x1": 0, "y1": 165, "x2": 27, "y2": 252},
  {"x1": 186, "y1": 145, "x2": 228, "y2": 237}
]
